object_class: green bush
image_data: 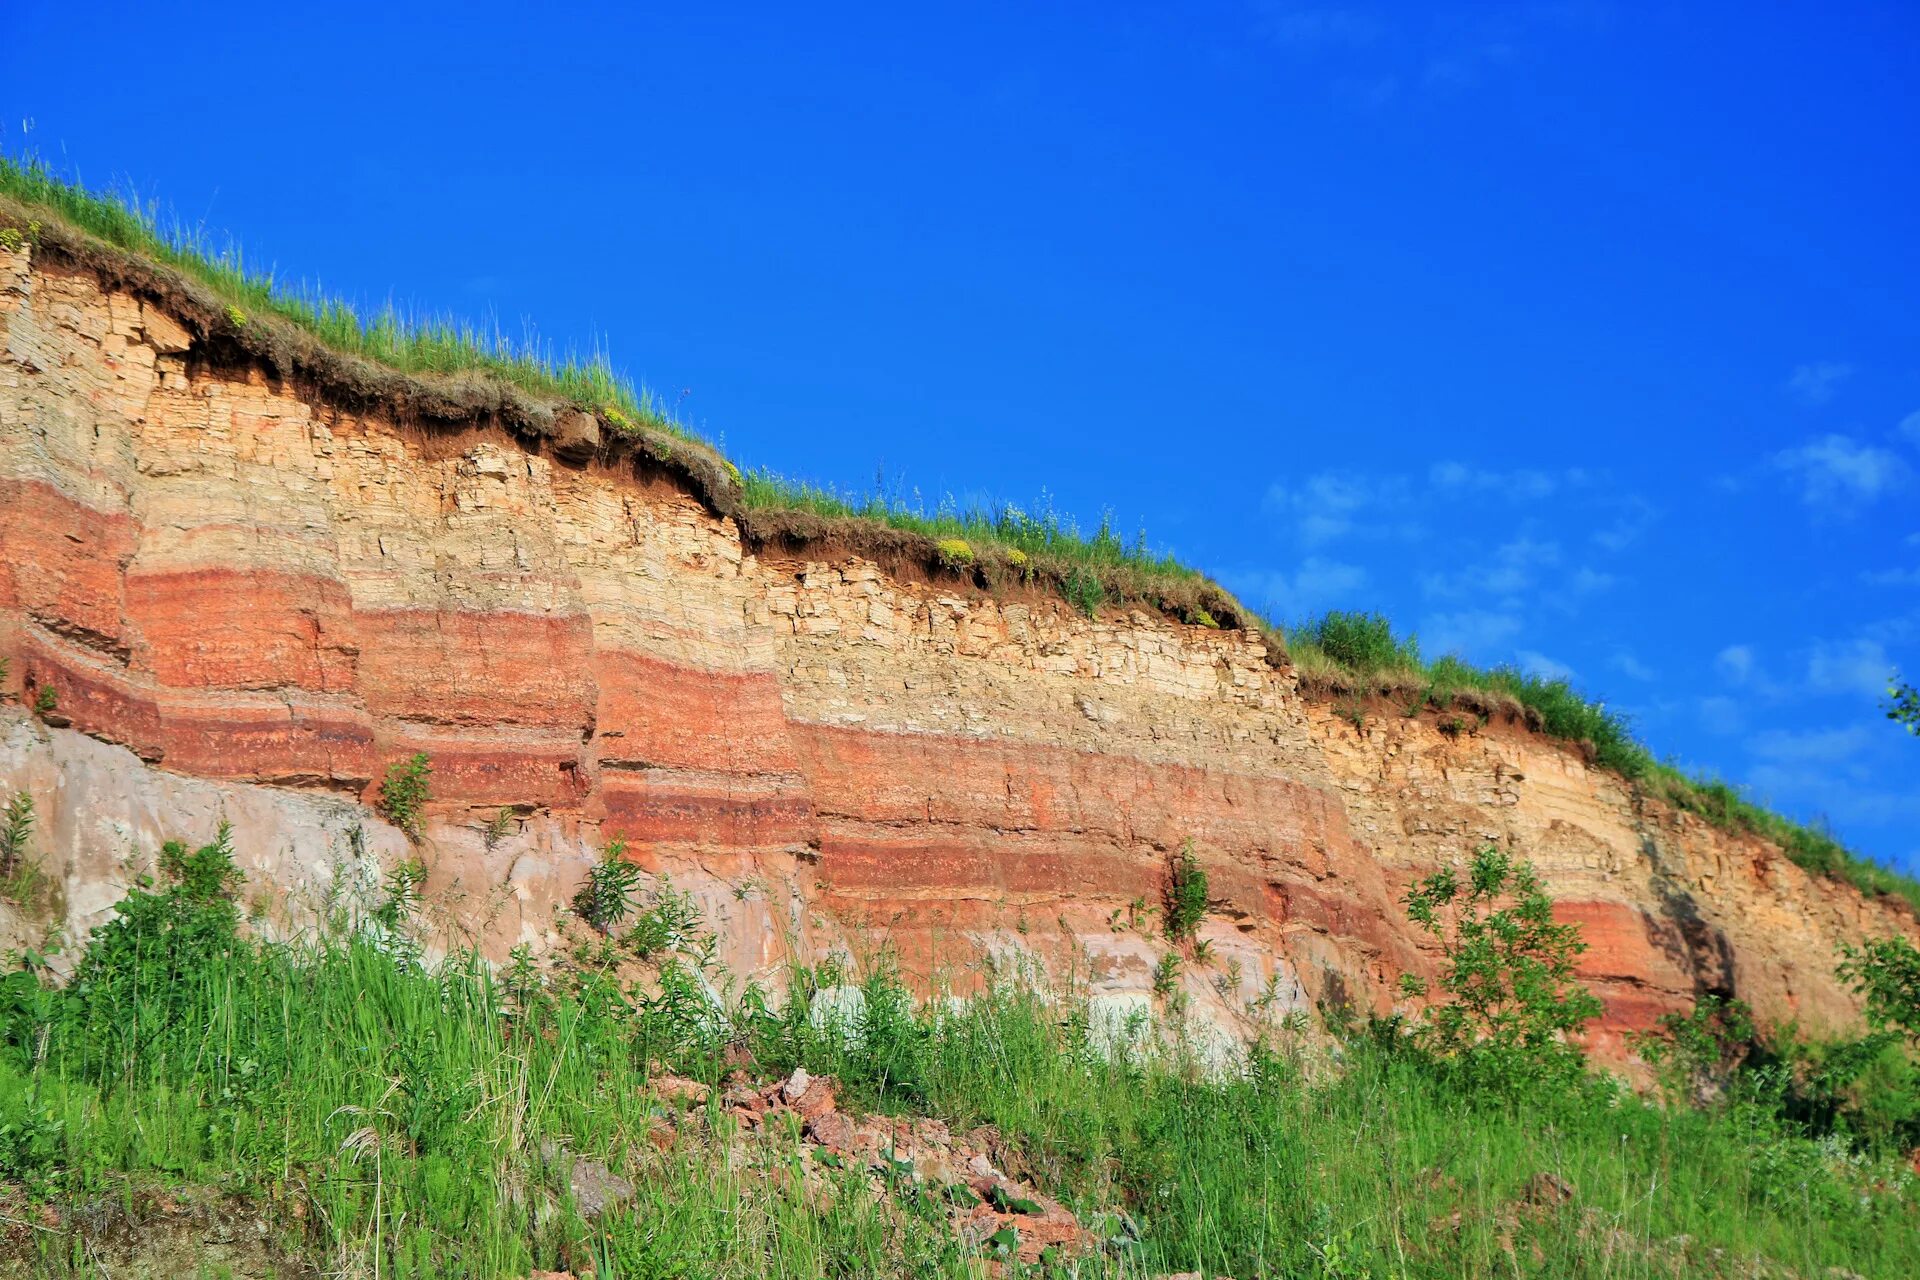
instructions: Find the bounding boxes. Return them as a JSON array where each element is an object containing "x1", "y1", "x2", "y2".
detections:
[
  {"x1": 573, "y1": 839, "x2": 642, "y2": 936},
  {"x1": 1162, "y1": 839, "x2": 1207, "y2": 944},
  {"x1": 377, "y1": 752, "x2": 433, "y2": 840},
  {"x1": 1838, "y1": 934, "x2": 1920, "y2": 1045},
  {"x1": 1296, "y1": 611, "x2": 1419, "y2": 675},
  {"x1": 1633, "y1": 994, "x2": 1757, "y2": 1104},
  {"x1": 0, "y1": 791, "x2": 32, "y2": 881},
  {"x1": 1396, "y1": 844, "x2": 1604, "y2": 1096}
]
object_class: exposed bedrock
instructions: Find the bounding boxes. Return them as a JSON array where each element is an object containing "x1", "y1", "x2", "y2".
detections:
[{"x1": 0, "y1": 241, "x2": 1910, "y2": 1059}]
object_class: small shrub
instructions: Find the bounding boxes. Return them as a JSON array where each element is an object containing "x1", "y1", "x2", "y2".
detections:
[
  {"x1": 224, "y1": 303, "x2": 247, "y2": 326},
  {"x1": 1838, "y1": 935, "x2": 1920, "y2": 1045},
  {"x1": 1397, "y1": 844, "x2": 1604, "y2": 1095},
  {"x1": 31, "y1": 684, "x2": 56, "y2": 717},
  {"x1": 159, "y1": 821, "x2": 245, "y2": 904},
  {"x1": 1164, "y1": 839, "x2": 1208, "y2": 944},
  {"x1": 1152, "y1": 950, "x2": 1183, "y2": 999},
  {"x1": 1188, "y1": 606, "x2": 1220, "y2": 629},
  {"x1": 0, "y1": 792, "x2": 32, "y2": 881},
  {"x1": 1004, "y1": 547, "x2": 1032, "y2": 579},
  {"x1": 574, "y1": 839, "x2": 642, "y2": 936},
  {"x1": 1064, "y1": 567, "x2": 1105, "y2": 617},
  {"x1": 481, "y1": 806, "x2": 514, "y2": 849},
  {"x1": 626, "y1": 879, "x2": 707, "y2": 961},
  {"x1": 377, "y1": 753, "x2": 432, "y2": 840},
  {"x1": 1633, "y1": 994, "x2": 1757, "y2": 1104},
  {"x1": 934, "y1": 537, "x2": 974, "y2": 570},
  {"x1": 1298, "y1": 612, "x2": 1419, "y2": 676}
]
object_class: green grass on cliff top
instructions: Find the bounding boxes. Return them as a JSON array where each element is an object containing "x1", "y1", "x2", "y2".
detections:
[{"x1": 1, "y1": 152, "x2": 1914, "y2": 912}]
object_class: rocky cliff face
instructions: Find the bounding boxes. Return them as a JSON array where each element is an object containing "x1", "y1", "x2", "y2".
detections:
[{"x1": 1, "y1": 238, "x2": 1910, "y2": 1059}]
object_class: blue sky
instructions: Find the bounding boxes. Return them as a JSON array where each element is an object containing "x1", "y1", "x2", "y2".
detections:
[{"x1": 6, "y1": 2, "x2": 1917, "y2": 872}]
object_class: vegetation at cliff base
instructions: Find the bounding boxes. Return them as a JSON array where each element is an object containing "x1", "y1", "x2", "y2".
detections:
[{"x1": 2, "y1": 829, "x2": 1918, "y2": 1278}]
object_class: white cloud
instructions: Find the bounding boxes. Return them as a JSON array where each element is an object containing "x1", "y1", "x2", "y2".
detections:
[
  {"x1": 1517, "y1": 650, "x2": 1575, "y2": 682},
  {"x1": 1807, "y1": 638, "x2": 1892, "y2": 697},
  {"x1": 1422, "y1": 535, "x2": 1561, "y2": 599},
  {"x1": 1590, "y1": 497, "x2": 1656, "y2": 552},
  {"x1": 1772, "y1": 434, "x2": 1910, "y2": 508},
  {"x1": 1228, "y1": 558, "x2": 1369, "y2": 617},
  {"x1": 1254, "y1": 3, "x2": 1384, "y2": 50},
  {"x1": 1787, "y1": 361, "x2": 1854, "y2": 406},
  {"x1": 1863, "y1": 566, "x2": 1920, "y2": 588},
  {"x1": 1749, "y1": 724, "x2": 1878, "y2": 765},
  {"x1": 1428, "y1": 462, "x2": 1569, "y2": 500},
  {"x1": 1422, "y1": 609, "x2": 1521, "y2": 658},
  {"x1": 1610, "y1": 651, "x2": 1656, "y2": 681},
  {"x1": 1715, "y1": 644, "x2": 1759, "y2": 685},
  {"x1": 1265, "y1": 472, "x2": 1414, "y2": 546},
  {"x1": 1899, "y1": 410, "x2": 1920, "y2": 448},
  {"x1": 1697, "y1": 695, "x2": 1745, "y2": 736}
]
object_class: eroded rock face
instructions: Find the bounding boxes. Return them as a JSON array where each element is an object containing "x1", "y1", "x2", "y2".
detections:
[{"x1": 0, "y1": 242, "x2": 1910, "y2": 1057}]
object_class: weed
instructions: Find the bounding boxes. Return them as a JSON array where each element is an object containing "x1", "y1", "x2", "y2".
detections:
[
  {"x1": 481, "y1": 806, "x2": 515, "y2": 849},
  {"x1": 573, "y1": 839, "x2": 642, "y2": 937},
  {"x1": 1063, "y1": 566, "x2": 1105, "y2": 617},
  {"x1": 377, "y1": 753, "x2": 432, "y2": 840},
  {"x1": 1151, "y1": 950, "x2": 1183, "y2": 998},
  {"x1": 0, "y1": 792, "x2": 32, "y2": 881},
  {"x1": 1634, "y1": 994, "x2": 1757, "y2": 1105},
  {"x1": 30, "y1": 684, "x2": 55, "y2": 717},
  {"x1": 1163, "y1": 839, "x2": 1208, "y2": 944},
  {"x1": 224, "y1": 302, "x2": 247, "y2": 326}
]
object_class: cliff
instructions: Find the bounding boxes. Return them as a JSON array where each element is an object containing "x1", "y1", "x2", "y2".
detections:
[{"x1": 0, "y1": 229, "x2": 1910, "y2": 1061}]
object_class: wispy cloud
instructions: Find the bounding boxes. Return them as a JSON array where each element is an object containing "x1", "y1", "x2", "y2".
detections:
[
  {"x1": 1786, "y1": 361, "x2": 1855, "y2": 406},
  {"x1": 1253, "y1": 3, "x2": 1384, "y2": 51},
  {"x1": 1900, "y1": 410, "x2": 1920, "y2": 449},
  {"x1": 1772, "y1": 434, "x2": 1909, "y2": 509},
  {"x1": 1806, "y1": 637, "x2": 1892, "y2": 697},
  {"x1": 1226, "y1": 557, "x2": 1369, "y2": 617},
  {"x1": 1249, "y1": 1, "x2": 1601, "y2": 105},
  {"x1": 1421, "y1": 608, "x2": 1522, "y2": 657},
  {"x1": 1590, "y1": 496, "x2": 1657, "y2": 552},
  {"x1": 1697, "y1": 695, "x2": 1745, "y2": 736},
  {"x1": 1264, "y1": 471, "x2": 1416, "y2": 545},
  {"x1": 1610, "y1": 651, "x2": 1655, "y2": 681},
  {"x1": 1422, "y1": 535, "x2": 1562, "y2": 600},
  {"x1": 1749, "y1": 724, "x2": 1878, "y2": 766},
  {"x1": 1517, "y1": 649, "x2": 1575, "y2": 682}
]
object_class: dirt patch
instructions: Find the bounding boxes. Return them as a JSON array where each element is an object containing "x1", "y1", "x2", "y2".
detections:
[{"x1": 0, "y1": 1182, "x2": 320, "y2": 1280}]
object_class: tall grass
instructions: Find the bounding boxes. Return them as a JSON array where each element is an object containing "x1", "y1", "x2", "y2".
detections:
[
  {"x1": 1284, "y1": 612, "x2": 1920, "y2": 912},
  {"x1": 741, "y1": 469, "x2": 1205, "y2": 606},
  {"x1": 0, "y1": 153, "x2": 692, "y2": 441},
  {"x1": 4, "y1": 896, "x2": 1915, "y2": 1279}
]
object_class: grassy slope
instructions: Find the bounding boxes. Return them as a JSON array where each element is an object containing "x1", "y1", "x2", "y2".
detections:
[
  {"x1": 1, "y1": 154, "x2": 1914, "y2": 912},
  {"x1": 2, "y1": 855, "x2": 1916, "y2": 1280}
]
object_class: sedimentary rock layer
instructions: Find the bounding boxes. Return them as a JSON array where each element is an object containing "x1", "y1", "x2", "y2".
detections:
[{"x1": 0, "y1": 236, "x2": 1910, "y2": 1056}]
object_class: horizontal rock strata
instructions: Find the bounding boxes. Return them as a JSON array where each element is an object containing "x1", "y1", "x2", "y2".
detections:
[{"x1": 1, "y1": 237, "x2": 1910, "y2": 1057}]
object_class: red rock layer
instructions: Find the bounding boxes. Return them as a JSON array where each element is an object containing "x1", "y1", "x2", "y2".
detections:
[{"x1": 2, "y1": 243, "x2": 1912, "y2": 1058}]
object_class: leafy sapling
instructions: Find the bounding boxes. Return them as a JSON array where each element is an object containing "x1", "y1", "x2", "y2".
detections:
[
  {"x1": 1398, "y1": 843, "x2": 1603, "y2": 1095},
  {"x1": 378, "y1": 753, "x2": 432, "y2": 841},
  {"x1": 574, "y1": 838, "x2": 642, "y2": 936}
]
